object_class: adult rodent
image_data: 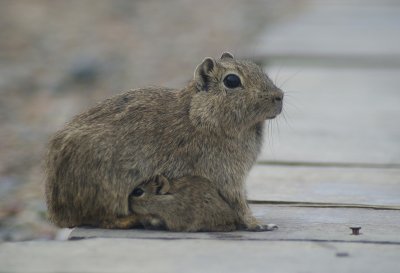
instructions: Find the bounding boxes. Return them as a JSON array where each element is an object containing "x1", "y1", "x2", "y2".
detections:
[{"x1": 45, "y1": 52, "x2": 283, "y2": 231}]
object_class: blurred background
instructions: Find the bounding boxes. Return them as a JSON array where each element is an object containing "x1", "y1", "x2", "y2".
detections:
[{"x1": 1, "y1": 0, "x2": 399, "y2": 241}]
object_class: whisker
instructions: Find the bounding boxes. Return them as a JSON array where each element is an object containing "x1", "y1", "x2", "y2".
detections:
[
  {"x1": 283, "y1": 99, "x2": 298, "y2": 108},
  {"x1": 274, "y1": 117, "x2": 280, "y2": 140},
  {"x1": 267, "y1": 119, "x2": 277, "y2": 159},
  {"x1": 274, "y1": 65, "x2": 283, "y2": 87},
  {"x1": 279, "y1": 69, "x2": 302, "y2": 89},
  {"x1": 264, "y1": 120, "x2": 273, "y2": 156},
  {"x1": 281, "y1": 110, "x2": 293, "y2": 130},
  {"x1": 282, "y1": 94, "x2": 301, "y2": 112}
]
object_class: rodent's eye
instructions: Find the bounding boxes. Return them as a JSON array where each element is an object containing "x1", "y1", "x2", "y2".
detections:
[
  {"x1": 131, "y1": 188, "x2": 144, "y2": 197},
  {"x1": 223, "y1": 74, "x2": 241, "y2": 89}
]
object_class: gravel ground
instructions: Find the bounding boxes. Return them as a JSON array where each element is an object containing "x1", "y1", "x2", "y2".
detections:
[{"x1": 0, "y1": 0, "x2": 305, "y2": 241}]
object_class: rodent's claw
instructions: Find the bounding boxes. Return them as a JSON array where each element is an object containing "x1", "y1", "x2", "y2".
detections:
[{"x1": 246, "y1": 223, "x2": 278, "y2": 232}]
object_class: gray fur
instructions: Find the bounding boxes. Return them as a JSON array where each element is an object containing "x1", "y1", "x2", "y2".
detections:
[
  {"x1": 45, "y1": 52, "x2": 283, "y2": 230},
  {"x1": 130, "y1": 175, "x2": 238, "y2": 232}
]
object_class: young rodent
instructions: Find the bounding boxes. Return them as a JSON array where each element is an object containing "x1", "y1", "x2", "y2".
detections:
[
  {"x1": 129, "y1": 176, "x2": 244, "y2": 231},
  {"x1": 45, "y1": 52, "x2": 283, "y2": 231},
  {"x1": 104, "y1": 175, "x2": 251, "y2": 232}
]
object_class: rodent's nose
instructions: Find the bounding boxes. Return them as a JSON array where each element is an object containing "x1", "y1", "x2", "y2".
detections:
[{"x1": 272, "y1": 90, "x2": 284, "y2": 103}]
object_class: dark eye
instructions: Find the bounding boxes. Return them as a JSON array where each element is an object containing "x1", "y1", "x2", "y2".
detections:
[
  {"x1": 131, "y1": 188, "x2": 144, "y2": 197},
  {"x1": 223, "y1": 74, "x2": 241, "y2": 89}
]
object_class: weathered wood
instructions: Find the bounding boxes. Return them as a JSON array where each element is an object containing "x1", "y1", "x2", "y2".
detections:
[
  {"x1": 258, "y1": 67, "x2": 400, "y2": 164},
  {"x1": 250, "y1": 1, "x2": 400, "y2": 164},
  {"x1": 69, "y1": 205, "x2": 400, "y2": 244},
  {"x1": 247, "y1": 165, "x2": 400, "y2": 206},
  {"x1": 252, "y1": 3, "x2": 400, "y2": 61},
  {"x1": 1, "y1": 238, "x2": 399, "y2": 273}
]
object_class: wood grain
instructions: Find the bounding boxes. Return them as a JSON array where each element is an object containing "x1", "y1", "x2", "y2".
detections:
[{"x1": 247, "y1": 165, "x2": 400, "y2": 206}]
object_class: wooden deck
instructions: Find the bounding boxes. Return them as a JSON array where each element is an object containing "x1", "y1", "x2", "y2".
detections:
[{"x1": 1, "y1": 1, "x2": 400, "y2": 272}]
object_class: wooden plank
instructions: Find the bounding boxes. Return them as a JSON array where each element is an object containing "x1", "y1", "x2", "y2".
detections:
[
  {"x1": 247, "y1": 165, "x2": 400, "y2": 206},
  {"x1": 68, "y1": 205, "x2": 400, "y2": 244},
  {"x1": 258, "y1": 67, "x2": 400, "y2": 164},
  {"x1": 2, "y1": 238, "x2": 399, "y2": 273},
  {"x1": 252, "y1": 2, "x2": 400, "y2": 60}
]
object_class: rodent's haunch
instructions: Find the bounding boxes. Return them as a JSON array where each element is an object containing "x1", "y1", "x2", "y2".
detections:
[{"x1": 45, "y1": 52, "x2": 283, "y2": 230}]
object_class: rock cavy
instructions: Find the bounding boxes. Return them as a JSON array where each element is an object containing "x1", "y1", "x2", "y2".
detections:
[
  {"x1": 134, "y1": 175, "x2": 234, "y2": 231},
  {"x1": 45, "y1": 52, "x2": 283, "y2": 231},
  {"x1": 103, "y1": 175, "x2": 251, "y2": 232}
]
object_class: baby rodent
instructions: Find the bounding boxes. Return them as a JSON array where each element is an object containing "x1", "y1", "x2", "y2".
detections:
[
  {"x1": 104, "y1": 175, "x2": 247, "y2": 232},
  {"x1": 45, "y1": 52, "x2": 283, "y2": 231}
]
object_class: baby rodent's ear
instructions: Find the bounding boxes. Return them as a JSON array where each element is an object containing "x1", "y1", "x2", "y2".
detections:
[
  {"x1": 194, "y1": 57, "x2": 216, "y2": 91},
  {"x1": 220, "y1": 52, "x2": 234, "y2": 60},
  {"x1": 154, "y1": 175, "x2": 170, "y2": 195}
]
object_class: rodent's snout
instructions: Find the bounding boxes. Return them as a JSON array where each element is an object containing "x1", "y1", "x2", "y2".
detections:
[
  {"x1": 272, "y1": 89, "x2": 284, "y2": 103},
  {"x1": 270, "y1": 89, "x2": 284, "y2": 117}
]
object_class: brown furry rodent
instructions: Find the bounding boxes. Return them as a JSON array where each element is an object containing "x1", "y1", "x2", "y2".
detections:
[
  {"x1": 45, "y1": 52, "x2": 283, "y2": 231},
  {"x1": 133, "y1": 175, "x2": 223, "y2": 231},
  {"x1": 104, "y1": 175, "x2": 255, "y2": 232}
]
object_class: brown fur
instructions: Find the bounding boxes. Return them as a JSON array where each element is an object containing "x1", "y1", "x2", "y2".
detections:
[
  {"x1": 103, "y1": 175, "x2": 239, "y2": 232},
  {"x1": 45, "y1": 52, "x2": 283, "y2": 231},
  {"x1": 133, "y1": 175, "x2": 239, "y2": 231}
]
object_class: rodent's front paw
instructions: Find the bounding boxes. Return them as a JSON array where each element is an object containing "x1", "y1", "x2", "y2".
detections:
[{"x1": 246, "y1": 223, "x2": 278, "y2": 232}]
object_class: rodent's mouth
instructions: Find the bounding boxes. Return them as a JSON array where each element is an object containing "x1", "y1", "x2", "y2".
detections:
[
  {"x1": 265, "y1": 115, "x2": 277, "y2": 120},
  {"x1": 265, "y1": 106, "x2": 282, "y2": 120}
]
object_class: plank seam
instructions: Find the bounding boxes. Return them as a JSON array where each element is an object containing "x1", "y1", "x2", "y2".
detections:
[
  {"x1": 248, "y1": 200, "x2": 400, "y2": 210},
  {"x1": 256, "y1": 160, "x2": 400, "y2": 169},
  {"x1": 68, "y1": 235, "x2": 400, "y2": 245}
]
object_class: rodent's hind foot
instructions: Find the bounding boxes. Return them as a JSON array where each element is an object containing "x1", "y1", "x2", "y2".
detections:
[{"x1": 245, "y1": 223, "x2": 278, "y2": 232}]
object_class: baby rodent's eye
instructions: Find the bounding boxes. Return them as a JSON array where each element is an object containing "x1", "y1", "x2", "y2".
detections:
[
  {"x1": 223, "y1": 74, "x2": 241, "y2": 89},
  {"x1": 131, "y1": 188, "x2": 144, "y2": 197}
]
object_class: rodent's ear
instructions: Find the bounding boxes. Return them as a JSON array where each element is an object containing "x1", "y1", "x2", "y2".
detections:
[
  {"x1": 155, "y1": 175, "x2": 170, "y2": 195},
  {"x1": 220, "y1": 52, "x2": 234, "y2": 60},
  {"x1": 194, "y1": 57, "x2": 216, "y2": 91}
]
